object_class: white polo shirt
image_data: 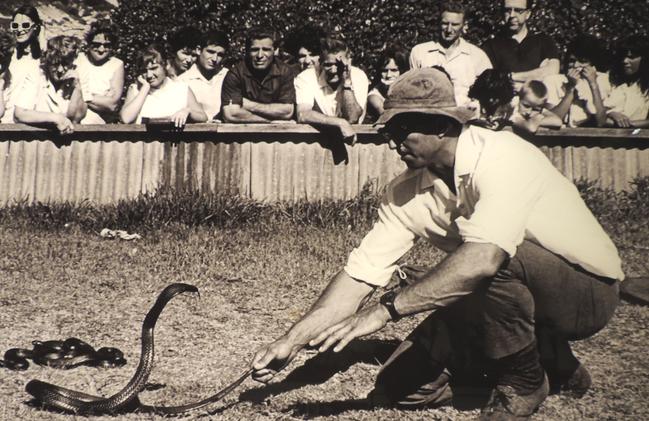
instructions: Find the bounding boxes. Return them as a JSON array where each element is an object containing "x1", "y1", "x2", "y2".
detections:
[
  {"x1": 344, "y1": 125, "x2": 624, "y2": 286},
  {"x1": 178, "y1": 64, "x2": 228, "y2": 120},
  {"x1": 409, "y1": 38, "x2": 492, "y2": 109},
  {"x1": 294, "y1": 66, "x2": 369, "y2": 122}
]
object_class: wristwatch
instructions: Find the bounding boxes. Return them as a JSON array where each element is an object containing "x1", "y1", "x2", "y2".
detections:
[{"x1": 379, "y1": 289, "x2": 402, "y2": 322}]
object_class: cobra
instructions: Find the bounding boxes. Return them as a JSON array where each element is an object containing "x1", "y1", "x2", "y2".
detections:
[{"x1": 25, "y1": 283, "x2": 252, "y2": 415}]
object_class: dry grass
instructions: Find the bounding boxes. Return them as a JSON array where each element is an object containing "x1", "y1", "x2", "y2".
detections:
[{"x1": 0, "y1": 218, "x2": 648, "y2": 420}]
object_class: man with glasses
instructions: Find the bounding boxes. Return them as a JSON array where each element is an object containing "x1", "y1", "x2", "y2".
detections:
[
  {"x1": 294, "y1": 36, "x2": 369, "y2": 143},
  {"x1": 409, "y1": 1, "x2": 492, "y2": 110},
  {"x1": 482, "y1": 0, "x2": 560, "y2": 89},
  {"x1": 251, "y1": 67, "x2": 622, "y2": 420},
  {"x1": 178, "y1": 30, "x2": 230, "y2": 121}
]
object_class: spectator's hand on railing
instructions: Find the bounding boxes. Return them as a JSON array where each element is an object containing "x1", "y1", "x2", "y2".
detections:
[
  {"x1": 608, "y1": 111, "x2": 632, "y2": 128},
  {"x1": 170, "y1": 108, "x2": 190, "y2": 129},
  {"x1": 55, "y1": 115, "x2": 74, "y2": 135},
  {"x1": 338, "y1": 119, "x2": 357, "y2": 145}
]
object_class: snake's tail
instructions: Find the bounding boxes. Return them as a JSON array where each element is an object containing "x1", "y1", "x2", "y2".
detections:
[{"x1": 140, "y1": 367, "x2": 253, "y2": 415}]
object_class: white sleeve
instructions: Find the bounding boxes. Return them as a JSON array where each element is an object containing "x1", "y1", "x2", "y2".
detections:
[
  {"x1": 344, "y1": 195, "x2": 418, "y2": 287},
  {"x1": 294, "y1": 70, "x2": 315, "y2": 107}
]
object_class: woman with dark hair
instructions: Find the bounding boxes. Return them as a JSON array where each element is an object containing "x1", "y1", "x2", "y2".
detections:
[
  {"x1": 367, "y1": 44, "x2": 409, "y2": 119},
  {"x1": 601, "y1": 35, "x2": 649, "y2": 127},
  {"x1": 9, "y1": 6, "x2": 44, "y2": 90},
  {"x1": 120, "y1": 44, "x2": 206, "y2": 127},
  {"x1": 284, "y1": 24, "x2": 325, "y2": 71},
  {"x1": 545, "y1": 34, "x2": 611, "y2": 127},
  {"x1": 14, "y1": 36, "x2": 86, "y2": 134},
  {"x1": 75, "y1": 19, "x2": 124, "y2": 123}
]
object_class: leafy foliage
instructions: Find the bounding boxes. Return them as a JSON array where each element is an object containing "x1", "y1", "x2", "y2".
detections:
[{"x1": 110, "y1": 0, "x2": 649, "y2": 83}]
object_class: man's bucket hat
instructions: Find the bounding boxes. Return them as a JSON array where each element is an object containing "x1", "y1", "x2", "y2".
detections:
[{"x1": 375, "y1": 67, "x2": 474, "y2": 125}]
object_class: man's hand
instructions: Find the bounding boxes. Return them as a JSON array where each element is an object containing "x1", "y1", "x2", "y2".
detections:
[
  {"x1": 309, "y1": 303, "x2": 391, "y2": 353},
  {"x1": 55, "y1": 115, "x2": 74, "y2": 135},
  {"x1": 608, "y1": 111, "x2": 632, "y2": 127},
  {"x1": 338, "y1": 119, "x2": 357, "y2": 145},
  {"x1": 251, "y1": 337, "x2": 301, "y2": 383}
]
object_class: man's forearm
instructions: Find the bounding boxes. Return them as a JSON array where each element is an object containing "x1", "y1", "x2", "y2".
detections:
[
  {"x1": 511, "y1": 60, "x2": 560, "y2": 83},
  {"x1": 297, "y1": 108, "x2": 346, "y2": 128},
  {"x1": 243, "y1": 100, "x2": 294, "y2": 120},
  {"x1": 340, "y1": 90, "x2": 363, "y2": 123},
  {"x1": 394, "y1": 242, "x2": 506, "y2": 316},
  {"x1": 284, "y1": 270, "x2": 374, "y2": 346},
  {"x1": 222, "y1": 105, "x2": 270, "y2": 123}
]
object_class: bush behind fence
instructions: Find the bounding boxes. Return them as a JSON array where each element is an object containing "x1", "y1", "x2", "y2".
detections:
[{"x1": 111, "y1": 0, "x2": 649, "y2": 85}]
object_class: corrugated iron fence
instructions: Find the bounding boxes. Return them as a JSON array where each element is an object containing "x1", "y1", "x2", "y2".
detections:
[{"x1": 1, "y1": 124, "x2": 648, "y2": 205}]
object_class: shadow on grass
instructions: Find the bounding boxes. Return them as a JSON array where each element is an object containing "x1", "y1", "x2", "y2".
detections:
[{"x1": 239, "y1": 338, "x2": 400, "y2": 404}]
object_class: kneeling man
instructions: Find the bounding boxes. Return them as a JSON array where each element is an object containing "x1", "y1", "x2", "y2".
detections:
[{"x1": 252, "y1": 68, "x2": 622, "y2": 420}]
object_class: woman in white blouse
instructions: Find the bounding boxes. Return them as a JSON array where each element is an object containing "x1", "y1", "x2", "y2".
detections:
[
  {"x1": 601, "y1": 35, "x2": 649, "y2": 128},
  {"x1": 120, "y1": 44, "x2": 206, "y2": 127}
]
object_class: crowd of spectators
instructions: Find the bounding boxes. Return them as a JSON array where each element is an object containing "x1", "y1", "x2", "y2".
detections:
[{"x1": 1, "y1": 0, "x2": 648, "y2": 136}]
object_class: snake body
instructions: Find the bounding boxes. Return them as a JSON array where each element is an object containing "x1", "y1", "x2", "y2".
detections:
[{"x1": 26, "y1": 283, "x2": 251, "y2": 415}]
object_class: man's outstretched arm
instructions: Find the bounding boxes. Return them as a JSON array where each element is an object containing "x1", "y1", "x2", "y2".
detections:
[
  {"x1": 310, "y1": 242, "x2": 506, "y2": 353},
  {"x1": 251, "y1": 269, "x2": 375, "y2": 383}
]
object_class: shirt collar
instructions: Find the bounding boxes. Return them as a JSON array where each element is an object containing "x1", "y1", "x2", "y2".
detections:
[
  {"x1": 427, "y1": 38, "x2": 470, "y2": 56},
  {"x1": 183, "y1": 64, "x2": 205, "y2": 81}
]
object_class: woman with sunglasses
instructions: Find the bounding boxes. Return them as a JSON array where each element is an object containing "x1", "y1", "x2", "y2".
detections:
[
  {"x1": 75, "y1": 19, "x2": 124, "y2": 123},
  {"x1": 14, "y1": 36, "x2": 87, "y2": 134},
  {"x1": 9, "y1": 6, "x2": 44, "y2": 95},
  {"x1": 120, "y1": 44, "x2": 206, "y2": 127}
]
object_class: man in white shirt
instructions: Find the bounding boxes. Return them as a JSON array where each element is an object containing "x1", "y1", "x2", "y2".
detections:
[
  {"x1": 409, "y1": 1, "x2": 491, "y2": 110},
  {"x1": 294, "y1": 37, "x2": 369, "y2": 144},
  {"x1": 251, "y1": 68, "x2": 622, "y2": 420},
  {"x1": 179, "y1": 30, "x2": 229, "y2": 121}
]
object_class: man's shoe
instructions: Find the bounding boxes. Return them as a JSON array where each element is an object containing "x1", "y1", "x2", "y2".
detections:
[
  {"x1": 554, "y1": 363, "x2": 591, "y2": 397},
  {"x1": 479, "y1": 373, "x2": 549, "y2": 420}
]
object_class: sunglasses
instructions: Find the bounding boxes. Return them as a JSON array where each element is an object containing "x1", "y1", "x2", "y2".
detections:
[
  {"x1": 10, "y1": 22, "x2": 34, "y2": 30},
  {"x1": 90, "y1": 41, "x2": 113, "y2": 49},
  {"x1": 380, "y1": 118, "x2": 451, "y2": 145}
]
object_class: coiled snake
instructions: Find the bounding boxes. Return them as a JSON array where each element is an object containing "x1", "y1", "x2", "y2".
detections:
[{"x1": 25, "y1": 283, "x2": 253, "y2": 415}]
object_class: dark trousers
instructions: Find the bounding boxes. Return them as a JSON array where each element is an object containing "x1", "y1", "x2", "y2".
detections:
[{"x1": 373, "y1": 240, "x2": 619, "y2": 406}]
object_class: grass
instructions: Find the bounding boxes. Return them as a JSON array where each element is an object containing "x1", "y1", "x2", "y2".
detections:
[{"x1": 0, "y1": 179, "x2": 648, "y2": 420}]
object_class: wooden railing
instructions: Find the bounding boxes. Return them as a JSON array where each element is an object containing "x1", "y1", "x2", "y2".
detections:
[{"x1": 0, "y1": 124, "x2": 647, "y2": 205}]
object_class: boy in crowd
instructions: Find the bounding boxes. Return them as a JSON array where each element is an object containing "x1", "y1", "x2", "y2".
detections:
[
  {"x1": 511, "y1": 80, "x2": 563, "y2": 133},
  {"x1": 179, "y1": 30, "x2": 230, "y2": 121}
]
